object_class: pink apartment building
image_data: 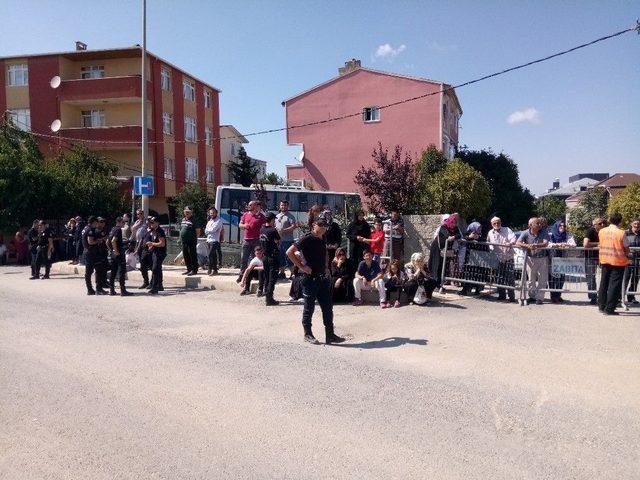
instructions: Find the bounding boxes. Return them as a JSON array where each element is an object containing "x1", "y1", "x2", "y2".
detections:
[{"x1": 283, "y1": 59, "x2": 462, "y2": 193}]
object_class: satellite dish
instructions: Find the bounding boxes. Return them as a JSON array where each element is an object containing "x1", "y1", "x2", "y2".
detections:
[
  {"x1": 298, "y1": 150, "x2": 305, "y2": 161},
  {"x1": 50, "y1": 119, "x2": 62, "y2": 132},
  {"x1": 50, "y1": 76, "x2": 61, "y2": 89}
]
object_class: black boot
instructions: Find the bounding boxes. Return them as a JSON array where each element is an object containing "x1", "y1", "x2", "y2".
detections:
[
  {"x1": 121, "y1": 289, "x2": 134, "y2": 297},
  {"x1": 303, "y1": 325, "x2": 320, "y2": 345},
  {"x1": 325, "y1": 325, "x2": 346, "y2": 345},
  {"x1": 110, "y1": 287, "x2": 117, "y2": 296},
  {"x1": 138, "y1": 283, "x2": 149, "y2": 290},
  {"x1": 265, "y1": 296, "x2": 280, "y2": 306}
]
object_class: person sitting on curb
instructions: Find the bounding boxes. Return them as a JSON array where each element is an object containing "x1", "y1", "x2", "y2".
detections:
[
  {"x1": 384, "y1": 260, "x2": 407, "y2": 308},
  {"x1": 240, "y1": 245, "x2": 265, "y2": 296},
  {"x1": 353, "y1": 250, "x2": 387, "y2": 308}
]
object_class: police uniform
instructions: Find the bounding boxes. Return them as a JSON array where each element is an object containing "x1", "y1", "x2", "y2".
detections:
[
  {"x1": 139, "y1": 228, "x2": 154, "y2": 288},
  {"x1": 34, "y1": 226, "x2": 53, "y2": 279},
  {"x1": 94, "y1": 226, "x2": 109, "y2": 291},
  {"x1": 83, "y1": 225, "x2": 99, "y2": 294},
  {"x1": 260, "y1": 223, "x2": 281, "y2": 305},
  {"x1": 108, "y1": 225, "x2": 130, "y2": 295},
  {"x1": 180, "y1": 213, "x2": 199, "y2": 275},
  {"x1": 27, "y1": 225, "x2": 39, "y2": 278},
  {"x1": 149, "y1": 225, "x2": 167, "y2": 294}
]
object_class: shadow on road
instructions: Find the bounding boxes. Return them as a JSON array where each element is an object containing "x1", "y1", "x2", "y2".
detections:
[{"x1": 335, "y1": 337, "x2": 428, "y2": 349}]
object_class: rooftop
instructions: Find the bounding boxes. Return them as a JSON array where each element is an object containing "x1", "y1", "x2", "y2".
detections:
[{"x1": 538, "y1": 177, "x2": 600, "y2": 198}]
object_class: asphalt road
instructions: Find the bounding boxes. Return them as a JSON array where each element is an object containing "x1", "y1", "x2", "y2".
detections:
[{"x1": 1, "y1": 266, "x2": 639, "y2": 479}]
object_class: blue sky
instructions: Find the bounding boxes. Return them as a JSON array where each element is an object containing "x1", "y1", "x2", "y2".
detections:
[{"x1": 2, "y1": 0, "x2": 638, "y2": 195}]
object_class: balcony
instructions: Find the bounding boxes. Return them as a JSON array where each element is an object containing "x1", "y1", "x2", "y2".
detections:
[
  {"x1": 58, "y1": 76, "x2": 148, "y2": 103},
  {"x1": 57, "y1": 126, "x2": 153, "y2": 149}
]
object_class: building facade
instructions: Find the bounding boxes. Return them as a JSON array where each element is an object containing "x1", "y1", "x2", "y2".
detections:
[
  {"x1": 282, "y1": 59, "x2": 462, "y2": 192},
  {"x1": 219, "y1": 124, "x2": 267, "y2": 185},
  {"x1": 0, "y1": 46, "x2": 221, "y2": 214}
]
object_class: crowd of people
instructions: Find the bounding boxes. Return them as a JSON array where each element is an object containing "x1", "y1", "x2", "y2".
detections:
[{"x1": 12, "y1": 198, "x2": 639, "y2": 341}]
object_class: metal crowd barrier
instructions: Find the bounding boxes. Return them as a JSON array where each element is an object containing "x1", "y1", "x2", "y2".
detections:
[
  {"x1": 439, "y1": 239, "x2": 528, "y2": 304},
  {"x1": 622, "y1": 247, "x2": 640, "y2": 311}
]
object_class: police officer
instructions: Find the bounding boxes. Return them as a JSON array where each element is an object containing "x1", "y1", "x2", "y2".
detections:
[
  {"x1": 74, "y1": 216, "x2": 85, "y2": 265},
  {"x1": 145, "y1": 216, "x2": 167, "y2": 294},
  {"x1": 180, "y1": 206, "x2": 201, "y2": 276},
  {"x1": 34, "y1": 220, "x2": 54, "y2": 279},
  {"x1": 260, "y1": 212, "x2": 281, "y2": 306},
  {"x1": 109, "y1": 216, "x2": 133, "y2": 296},
  {"x1": 83, "y1": 216, "x2": 103, "y2": 295},
  {"x1": 27, "y1": 220, "x2": 39, "y2": 279},
  {"x1": 94, "y1": 217, "x2": 110, "y2": 292}
]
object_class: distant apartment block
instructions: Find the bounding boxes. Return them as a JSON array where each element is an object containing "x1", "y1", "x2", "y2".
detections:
[
  {"x1": 282, "y1": 59, "x2": 462, "y2": 192},
  {"x1": 0, "y1": 45, "x2": 221, "y2": 214},
  {"x1": 219, "y1": 124, "x2": 267, "y2": 184}
]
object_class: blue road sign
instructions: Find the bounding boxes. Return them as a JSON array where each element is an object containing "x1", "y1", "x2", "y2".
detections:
[{"x1": 133, "y1": 176, "x2": 155, "y2": 196}]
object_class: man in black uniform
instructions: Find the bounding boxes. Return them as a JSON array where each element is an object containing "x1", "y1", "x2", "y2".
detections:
[
  {"x1": 287, "y1": 218, "x2": 346, "y2": 345},
  {"x1": 94, "y1": 217, "x2": 110, "y2": 292},
  {"x1": 145, "y1": 216, "x2": 167, "y2": 294},
  {"x1": 83, "y1": 216, "x2": 103, "y2": 295},
  {"x1": 74, "y1": 216, "x2": 85, "y2": 265},
  {"x1": 109, "y1": 216, "x2": 133, "y2": 296},
  {"x1": 260, "y1": 212, "x2": 281, "y2": 306},
  {"x1": 180, "y1": 206, "x2": 201, "y2": 276},
  {"x1": 27, "y1": 220, "x2": 40, "y2": 279},
  {"x1": 34, "y1": 220, "x2": 54, "y2": 279}
]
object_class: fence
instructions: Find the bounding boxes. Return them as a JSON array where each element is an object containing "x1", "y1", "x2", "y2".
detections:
[{"x1": 622, "y1": 247, "x2": 640, "y2": 310}]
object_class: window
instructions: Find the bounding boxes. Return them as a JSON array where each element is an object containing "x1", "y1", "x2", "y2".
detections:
[
  {"x1": 185, "y1": 157, "x2": 198, "y2": 182},
  {"x1": 80, "y1": 65, "x2": 104, "y2": 79},
  {"x1": 162, "y1": 112, "x2": 173, "y2": 135},
  {"x1": 81, "y1": 110, "x2": 105, "y2": 128},
  {"x1": 184, "y1": 116, "x2": 196, "y2": 142},
  {"x1": 205, "y1": 127, "x2": 213, "y2": 146},
  {"x1": 362, "y1": 106, "x2": 380, "y2": 122},
  {"x1": 161, "y1": 68, "x2": 171, "y2": 91},
  {"x1": 8, "y1": 109, "x2": 30, "y2": 131},
  {"x1": 7, "y1": 64, "x2": 28, "y2": 86},
  {"x1": 206, "y1": 166, "x2": 214, "y2": 183},
  {"x1": 183, "y1": 79, "x2": 195, "y2": 101},
  {"x1": 204, "y1": 90, "x2": 212, "y2": 108},
  {"x1": 164, "y1": 157, "x2": 175, "y2": 180}
]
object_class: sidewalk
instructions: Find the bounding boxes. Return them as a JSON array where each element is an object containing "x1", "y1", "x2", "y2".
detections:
[{"x1": 50, "y1": 262, "x2": 291, "y2": 294}]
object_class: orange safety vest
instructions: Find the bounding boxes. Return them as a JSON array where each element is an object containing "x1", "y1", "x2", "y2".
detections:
[{"x1": 598, "y1": 225, "x2": 629, "y2": 267}]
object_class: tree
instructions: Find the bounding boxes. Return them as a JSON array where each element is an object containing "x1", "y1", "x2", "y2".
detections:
[
  {"x1": 354, "y1": 143, "x2": 419, "y2": 214},
  {"x1": 608, "y1": 182, "x2": 640, "y2": 228},
  {"x1": 535, "y1": 196, "x2": 566, "y2": 224},
  {"x1": 457, "y1": 148, "x2": 535, "y2": 229},
  {"x1": 170, "y1": 183, "x2": 214, "y2": 228},
  {"x1": 568, "y1": 187, "x2": 608, "y2": 240},
  {"x1": 228, "y1": 146, "x2": 259, "y2": 187},
  {"x1": 413, "y1": 145, "x2": 448, "y2": 211},
  {"x1": 424, "y1": 160, "x2": 492, "y2": 221},
  {"x1": 263, "y1": 172, "x2": 285, "y2": 185}
]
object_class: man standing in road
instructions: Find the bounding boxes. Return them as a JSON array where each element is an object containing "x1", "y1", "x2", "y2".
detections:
[
  {"x1": 109, "y1": 216, "x2": 133, "y2": 296},
  {"x1": 83, "y1": 216, "x2": 104, "y2": 295},
  {"x1": 204, "y1": 207, "x2": 224, "y2": 275},
  {"x1": 27, "y1": 220, "x2": 39, "y2": 279},
  {"x1": 516, "y1": 217, "x2": 549, "y2": 305},
  {"x1": 260, "y1": 212, "x2": 281, "y2": 306},
  {"x1": 275, "y1": 200, "x2": 297, "y2": 279},
  {"x1": 33, "y1": 220, "x2": 54, "y2": 280},
  {"x1": 287, "y1": 218, "x2": 346, "y2": 345},
  {"x1": 180, "y1": 206, "x2": 201, "y2": 276},
  {"x1": 146, "y1": 216, "x2": 167, "y2": 295},
  {"x1": 237, "y1": 200, "x2": 266, "y2": 283},
  {"x1": 486, "y1": 216, "x2": 517, "y2": 302},
  {"x1": 583, "y1": 217, "x2": 605, "y2": 305},
  {"x1": 597, "y1": 213, "x2": 630, "y2": 316}
]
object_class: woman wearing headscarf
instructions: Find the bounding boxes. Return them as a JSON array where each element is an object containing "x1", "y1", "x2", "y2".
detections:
[
  {"x1": 404, "y1": 252, "x2": 437, "y2": 304},
  {"x1": 346, "y1": 210, "x2": 371, "y2": 263},
  {"x1": 428, "y1": 213, "x2": 462, "y2": 287},
  {"x1": 459, "y1": 221, "x2": 488, "y2": 296},
  {"x1": 548, "y1": 219, "x2": 576, "y2": 304}
]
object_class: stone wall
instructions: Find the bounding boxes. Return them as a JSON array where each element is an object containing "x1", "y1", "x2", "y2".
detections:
[{"x1": 404, "y1": 215, "x2": 445, "y2": 261}]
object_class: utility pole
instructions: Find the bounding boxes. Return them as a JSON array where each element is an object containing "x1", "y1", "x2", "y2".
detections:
[{"x1": 140, "y1": 0, "x2": 149, "y2": 215}]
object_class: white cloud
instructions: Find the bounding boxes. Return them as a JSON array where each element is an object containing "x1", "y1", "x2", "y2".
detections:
[
  {"x1": 374, "y1": 43, "x2": 406, "y2": 59},
  {"x1": 507, "y1": 107, "x2": 541, "y2": 125}
]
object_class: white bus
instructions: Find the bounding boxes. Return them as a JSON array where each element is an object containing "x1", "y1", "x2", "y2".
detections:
[{"x1": 215, "y1": 184, "x2": 360, "y2": 243}]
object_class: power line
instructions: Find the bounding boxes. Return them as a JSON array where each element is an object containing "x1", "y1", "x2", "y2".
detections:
[{"x1": 4, "y1": 23, "x2": 636, "y2": 148}]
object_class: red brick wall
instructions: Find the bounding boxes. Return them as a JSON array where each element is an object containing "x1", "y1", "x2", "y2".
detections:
[
  {"x1": 195, "y1": 82, "x2": 206, "y2": 189},
  {"x1": 151, "y1": 58, "x2": 165, "y2": 196},
  {"x1": 28, "y1": 56, "x2": 60, "y2": 157},
  {"x1": 211, "y1": 90, "x2": 221, "y2": 187},
  {"x1": 171, "y1": 68, "x2": 185, "y2": 189}
]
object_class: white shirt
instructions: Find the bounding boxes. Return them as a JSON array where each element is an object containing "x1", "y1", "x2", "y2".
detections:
[
  {"x1": 205, "y1": 217, "x2": 224, "y2": 243},
  {"x1": 248, "y1": 256, "x2": 263, "y2": 269},
  {"x1": 486, "y1": 226, "x2": 517, "y2": 262}
]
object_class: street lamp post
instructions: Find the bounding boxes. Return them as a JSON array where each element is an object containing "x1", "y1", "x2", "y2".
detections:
[{"x1": 140, "y1": 0, "x2": 149, "y2": 215}]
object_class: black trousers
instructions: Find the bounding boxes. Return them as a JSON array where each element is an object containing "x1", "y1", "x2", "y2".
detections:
[
  {"x1": 385, "y1": 278, "x2": 404, "y2": 304},
  {"x1": 207, "y1": 241, "x2": 222, "y2": 272},
  {"x1": 34, "y1": 246, "x2": 51, "y2": 277},
  {"x1": 263, "y1": 255, "x2": 279, "y2": 299},
  {"x1": 301, "y1": 275, "x2": 334, "y2": 329},
  {"x1": 140, "y1": 252, "x2": 152, "y2": 285},
  {"x1": 598, "y1": 264, "x2": 625, "y2": 313},
  {"x1": 30, "y1": 248, "x2": 38, "y2": 277},
  {"x1": 151, "y1": 253, "x2": 165, "y2": 291},
  {"x1": 95, "y1": 258, "x2": 108, "y2": 290},
  {"x1": 404, "y1": 276, "x2": 437, "y2": 301},
  {"x1": 109, "y1": 254, "x2": 126, "y2": 290},
  {"x1": 183, "y1": 242, "x2": 198, "y2": 273},
  {"x1": 85, "y1": 255, "x2": 99, "y2": 291},
  {"x1": 76, "y1": 241, "x2": 84, "y2": 265},
  {"x1": 586, "y1": 258, "x2": 598, "y2": 301}
]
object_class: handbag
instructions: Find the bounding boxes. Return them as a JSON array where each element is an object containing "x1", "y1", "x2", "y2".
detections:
[{"x1": 413, "y1": 285, "x2": 428, "y2": 305}]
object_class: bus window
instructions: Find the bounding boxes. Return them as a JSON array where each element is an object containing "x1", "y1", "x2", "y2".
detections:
[
  {"x1": 297, "y1": 193, "x2": 308, "y2": 213},
  {"x1": 220, "y1": 188, "x2": 231, "y2": 209},
  {"x1": 230, "y1": 189, "x2": 251, "y2": 210}
]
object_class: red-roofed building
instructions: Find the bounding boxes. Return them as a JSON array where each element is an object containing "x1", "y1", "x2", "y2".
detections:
[
  {"x1": 566, "y1": 173, "x2": 640, "y2": 210},
  {"x1": 282, "y1": 59, "x2": 462, "y2": 192}
]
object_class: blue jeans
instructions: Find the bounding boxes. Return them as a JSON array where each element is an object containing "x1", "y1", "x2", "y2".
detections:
[
  {"x1": 301, "y1": 275, "x2": 334, "y2": 329},
  {"x1": 279, "y1": 240, "x2": 294, "y2": 268}
]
